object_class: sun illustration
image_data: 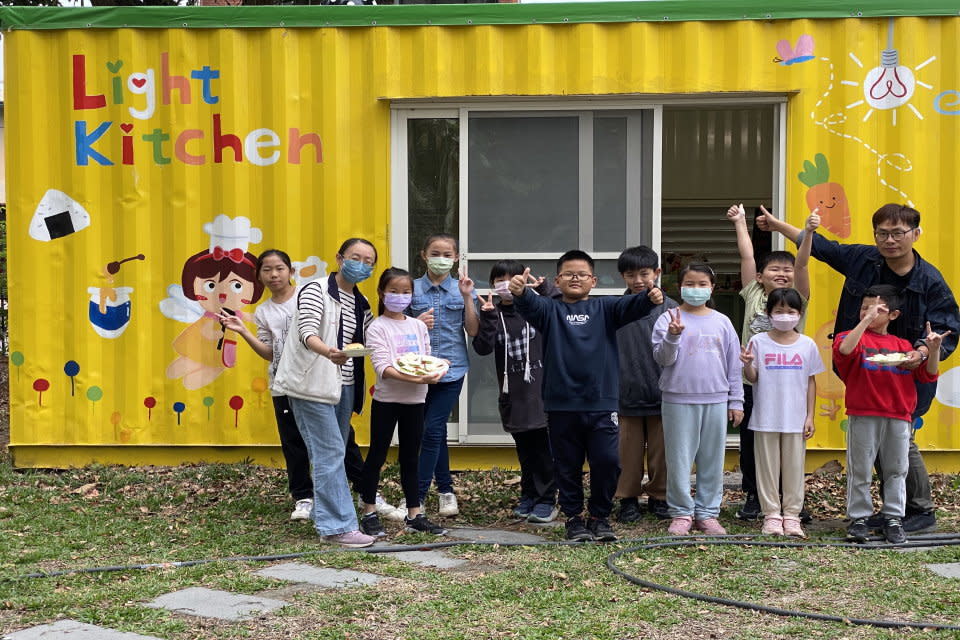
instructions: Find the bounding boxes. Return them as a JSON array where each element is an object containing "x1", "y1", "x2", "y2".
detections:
[{"x1": 839, "y1": 19, "x2": 936, "y2": 126}]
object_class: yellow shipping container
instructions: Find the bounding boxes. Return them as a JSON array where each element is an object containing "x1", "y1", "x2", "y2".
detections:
[{"x1": 3, "y1": 2, "x2": 959, "y2": 470}]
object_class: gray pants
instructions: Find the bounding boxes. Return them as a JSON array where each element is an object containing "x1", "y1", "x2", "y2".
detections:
[{"x1": 846, "y1": 415, "x2": 910, "y2": 520}]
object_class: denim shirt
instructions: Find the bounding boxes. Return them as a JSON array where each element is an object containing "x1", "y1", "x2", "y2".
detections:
[
  {"x1": 408, "y1": 274, "x2": 479, "y2": 382},
  {"x1": 797, "y1": 230, "x2": 960, "y2": 361}
]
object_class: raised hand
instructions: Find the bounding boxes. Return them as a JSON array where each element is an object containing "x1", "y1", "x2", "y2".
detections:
[
  {"x1": 925, "y1": 321, "x2": 951, "y2": 355},
  {"x1": 666, "y1": 307, "x2": 685, "y2": 335},
  {"x1": 739, "y1": 345, "x2": 755, "y2": 367},
  {"x1": 864, "y1": 302, "x2": 888, "y2": 323},
  {"x1": 647, "y1": 287, "x2": 664, "y2": 305},
  {"x1": 726, "y1": 203, "x2": 746, "y2": 224},
  {"x1": 756, "y1": 204, "x2": 773, "y2": 231},
  {"x1": 480, "y1": 292, "x2": 496, "y2": 312},
  {"x1": 806, "y1": 208, "x2": 821, "y2": 232},
  {"x1": 526, "y1": 271, "x2": 545, "y2": 288},
  {"x1": 509, "y1": 268, "x2": 530, "y2": 297},
  {"x1": 219, "y1": 311, "x2": 245, "y2": 334},
  {"x1": 417, "y1": 307, "x2": 435, "y2": 329},
  {"x1": 458, "y1": 264, "x2": 475, "y2": 297}
]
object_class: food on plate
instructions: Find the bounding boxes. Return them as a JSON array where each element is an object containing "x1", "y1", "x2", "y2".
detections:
[
  {"x1": 865, "y1": 352, "x2": 909, "y2": 364},
  {"x1": 394, "y1": 353, "x2": 447, "y2": 376},
  {"x1": 342, "y1": 343, "x2": 373, "y2": 356}
]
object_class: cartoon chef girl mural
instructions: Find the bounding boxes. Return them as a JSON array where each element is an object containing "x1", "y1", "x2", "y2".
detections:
[{"x1": 162, "y1": 215, "x2": 265, "y2": 390}]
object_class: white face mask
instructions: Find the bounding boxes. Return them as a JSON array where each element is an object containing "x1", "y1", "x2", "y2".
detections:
[
  {"x1": 493, "y1": 280, "x2": 513, "y2": 301},
  {"x1": 770, "y1": 313, "x2": 800, "y2": 332}
]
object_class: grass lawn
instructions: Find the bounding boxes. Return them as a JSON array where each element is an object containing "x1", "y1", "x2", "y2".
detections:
[{"x1": 1, "y1": 452, "x2": 960, "y2": 640}]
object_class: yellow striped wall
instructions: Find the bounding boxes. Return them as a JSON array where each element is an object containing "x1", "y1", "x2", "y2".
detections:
[{"x1": 7, "y1": 16, "x2": 960, "y2": 468}]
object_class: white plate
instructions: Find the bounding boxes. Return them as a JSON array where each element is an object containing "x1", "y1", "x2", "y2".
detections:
[
  {"x1": 394, "y1": 354, "x2": 448, "y2": 377},
  {"x1": 865, "y1": 352, "x2": 909, "y2": 364}
]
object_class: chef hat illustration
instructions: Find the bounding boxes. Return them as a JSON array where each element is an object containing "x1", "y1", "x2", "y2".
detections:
[{"x1": 203, "y1": 215, "x2": 263, "y2": 253}]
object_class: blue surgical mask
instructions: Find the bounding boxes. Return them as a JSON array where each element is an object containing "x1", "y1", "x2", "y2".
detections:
[
  {"x1": 680, "y1": 286, "x2": 712, "y2": 307},
  {"x1": 340, "y1": 259, "x2": 373, "y2": 284}
]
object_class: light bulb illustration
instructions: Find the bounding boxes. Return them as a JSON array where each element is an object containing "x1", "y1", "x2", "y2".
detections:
[
  {"x1": 839, "y1": 18, "x2": 935, "y2": 126},
  {"x1": 864, "y1": 48, "x2": 914, "y2": 109}
]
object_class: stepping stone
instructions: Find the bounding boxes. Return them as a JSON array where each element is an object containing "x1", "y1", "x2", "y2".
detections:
[
  {"x1": 254, "y1": 562, "x2": 383, "y2": 587},
  {"x1": 144, "y1": 586, "x2": 287, "y2": 621},
  {"x1": 447, "y1": 527, "x2": 545, "y2": 545},
  {"x1": 3, "y1": 619, "x2": 163, "y2": 640},
  {"x1": 926, "y1": 562, "x2": 960, "y2": 578},
  {"x1": 390, "y1": 550, "x2": 468, "y2": 569}
]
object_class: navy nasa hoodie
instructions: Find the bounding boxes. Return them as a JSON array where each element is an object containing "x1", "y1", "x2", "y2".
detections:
[{"x1": 513, "y1": 288, "x2": 656, "y2": 413}]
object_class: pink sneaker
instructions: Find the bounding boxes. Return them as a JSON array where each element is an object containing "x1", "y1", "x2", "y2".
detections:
[
  {"x1": 325, "y1": 530, "x2": 375, "y2": 548},
  {"x1": 782, "y1": 516, "x2": 806, "y2": 538},
  {"x1": 694, "y1": 518, "x2": 727, "y2": 535},
  {"x1": 761, "y1": 515, "x2": 784, "y2": 536},
  {"x1": 668, "y1": 516, "x2": 693, "y2": 535}
]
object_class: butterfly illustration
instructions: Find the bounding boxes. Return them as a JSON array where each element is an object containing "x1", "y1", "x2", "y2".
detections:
[{"x1": 774, "y1": 35, "x2": 815, "y2": 65}]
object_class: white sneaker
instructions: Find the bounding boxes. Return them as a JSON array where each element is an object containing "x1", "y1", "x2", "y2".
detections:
[
  {"x1": 376, "y1": 493, "x2": 408, "y2": 522},
  {"x1": 438, "y1": 492, "x2": 459, "y2": 517},
  {"x1": 290, "y1": 498, "x2": 312, "y2": 521}
]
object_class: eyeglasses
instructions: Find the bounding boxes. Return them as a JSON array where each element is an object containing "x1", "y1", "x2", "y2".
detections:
[
  {"x1": 558, "y1": 272, "x2": 594, "y2": 281},
  {"x1": 874, "y1": 228, "x2": 915, "y2": 241}
]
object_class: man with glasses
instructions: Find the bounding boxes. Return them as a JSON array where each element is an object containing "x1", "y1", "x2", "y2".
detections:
[{"x1": 759, "y1": 203, "x2": 959, "y2": 533}]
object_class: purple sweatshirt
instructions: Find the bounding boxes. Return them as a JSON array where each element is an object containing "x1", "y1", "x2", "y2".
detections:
[
  {"x1": 651, "y1": 309, "x2": 744, "y2": 410},
  {"x1": 367, "y1": 315, "x2": 432, "y2": 404}
]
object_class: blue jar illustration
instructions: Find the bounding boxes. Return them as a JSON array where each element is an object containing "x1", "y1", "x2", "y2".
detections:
[{"x1": 88, "y1": 286, "x2": 134, "y2": 338}]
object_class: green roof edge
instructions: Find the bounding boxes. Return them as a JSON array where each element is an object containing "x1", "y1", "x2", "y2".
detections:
[{"x1": 1, "y1": 1, "x2": 959, "y2": 30}]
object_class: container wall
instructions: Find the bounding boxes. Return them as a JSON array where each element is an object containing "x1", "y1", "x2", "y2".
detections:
[{"x1": 7, "y1": 16, "x2": 960, "y2": 464}]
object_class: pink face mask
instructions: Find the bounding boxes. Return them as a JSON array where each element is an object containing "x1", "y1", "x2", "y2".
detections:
[
  {"x1": 493, "y1": 280, "x2": 513, "y2": 301},
  {"x1": 770, "y1": 313, "x2": 800, "y2": 332}
]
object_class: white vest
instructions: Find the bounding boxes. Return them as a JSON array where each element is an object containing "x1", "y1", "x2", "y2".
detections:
[{"x1": 272, "y1": 280, "x2": 343, "y2": 405}]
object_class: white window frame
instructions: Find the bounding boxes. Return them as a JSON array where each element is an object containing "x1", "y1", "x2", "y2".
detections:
[{"x1": 390, "y1": 96, "x2": 787, "y2": 446}]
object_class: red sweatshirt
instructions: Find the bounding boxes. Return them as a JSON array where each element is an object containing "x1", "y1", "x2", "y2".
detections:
[{"x1": 833, "y1": 330, "x2": 938, "y2": 423}]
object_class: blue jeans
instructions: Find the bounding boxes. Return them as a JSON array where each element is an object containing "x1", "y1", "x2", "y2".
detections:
[
  {"x1": 289, "y1": 396, "x2": 358, "y2": 536},
  {"x1": 418, "y1": 378, "x2": 463, "y2": 502},
  {"x1": 661, "y1": 401, "x2": 727, "y2": 520}
]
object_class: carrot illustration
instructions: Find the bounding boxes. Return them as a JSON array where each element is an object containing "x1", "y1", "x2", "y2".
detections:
[{"x1": 798, "y1": 153, "x2": 851, "y2": 238}]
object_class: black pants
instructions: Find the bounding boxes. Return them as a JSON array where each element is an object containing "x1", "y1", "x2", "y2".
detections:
[
  {"x1": 547, "y1": 411, "x2": 620, "y2": 519},
  {"x1": 738, "y1": 385, "x2": 757, "y2": 495},
  {"x1": 272, "y1": 395, "x2": 314, "y2": 501},
  {"x1": 511, "y1": 428, "x2": 557, "y2": 505},
  {"x1": 360, "y1": 399, "x2": 424, "y2": 509}
]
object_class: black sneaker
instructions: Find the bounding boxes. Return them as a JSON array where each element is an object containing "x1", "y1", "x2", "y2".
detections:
[
  {"x1": 404, "y1": 513, "x2": 447, "y2": 535},
  {"x1": 883, "y1": 517, "x2": 907, "y2": 545},
  {"x1": 617, "y1": 498, "x2": 642, "y2": 524},
  {"x1": 647, "y1": 497, "x2": 671, "y2": 520},
  {"x1": 902, "y1": 510, "x2": 936, "y2": 533},
  {"x1": 588, "y1": 516, "x2": 618, "y2": 542},
  {"x1": 847, "y1": 517, "x2": 870, "y2": 543},
  {"x1": 865, "y1": 511, "x2": 885, "y2": 531},
  {"x1": 736, "y1": 493, "x2": 761, "y2": 521},
  {"x1": 799, "y1": 507, "x2": 813, "y2": 525},
  {"x1": 565, "y1": 516, "x2": 594, "y2": 542},
  {"x1": 360, "y1": 512, "x2": 386, "y2": 537}
]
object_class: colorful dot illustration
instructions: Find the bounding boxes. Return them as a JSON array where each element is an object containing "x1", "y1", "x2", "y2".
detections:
[
  {"x1": 110, "y1": 411, "x2": 122, "y2": 426},
  {"x1": 64, "y1": 360, "x2": 80, "y2": 396},
  {"x1": 251, "y1": 377, "x2": 268, "y2": 407},
  {"x1": 11, "y1": 352, "x2": 24, "y2": 380},
  {"x1": 172, "y1": 401, "x2": 186, "y2": 425},
  {"x1": 86, "y1": 386, "x2": 103, "y2": 403},
  {"x1": 202, "y1": 396, "x2": 214, "y2": 421},
  {"x1": 143, "y1": 396, "x2": 157, "y2": 420},
  {"x1": 33, "y1": 378, "x2": 50, "y2": 406},
  {"x1": 228, "y1": 395, "x2": 244, "y2": 428}
]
